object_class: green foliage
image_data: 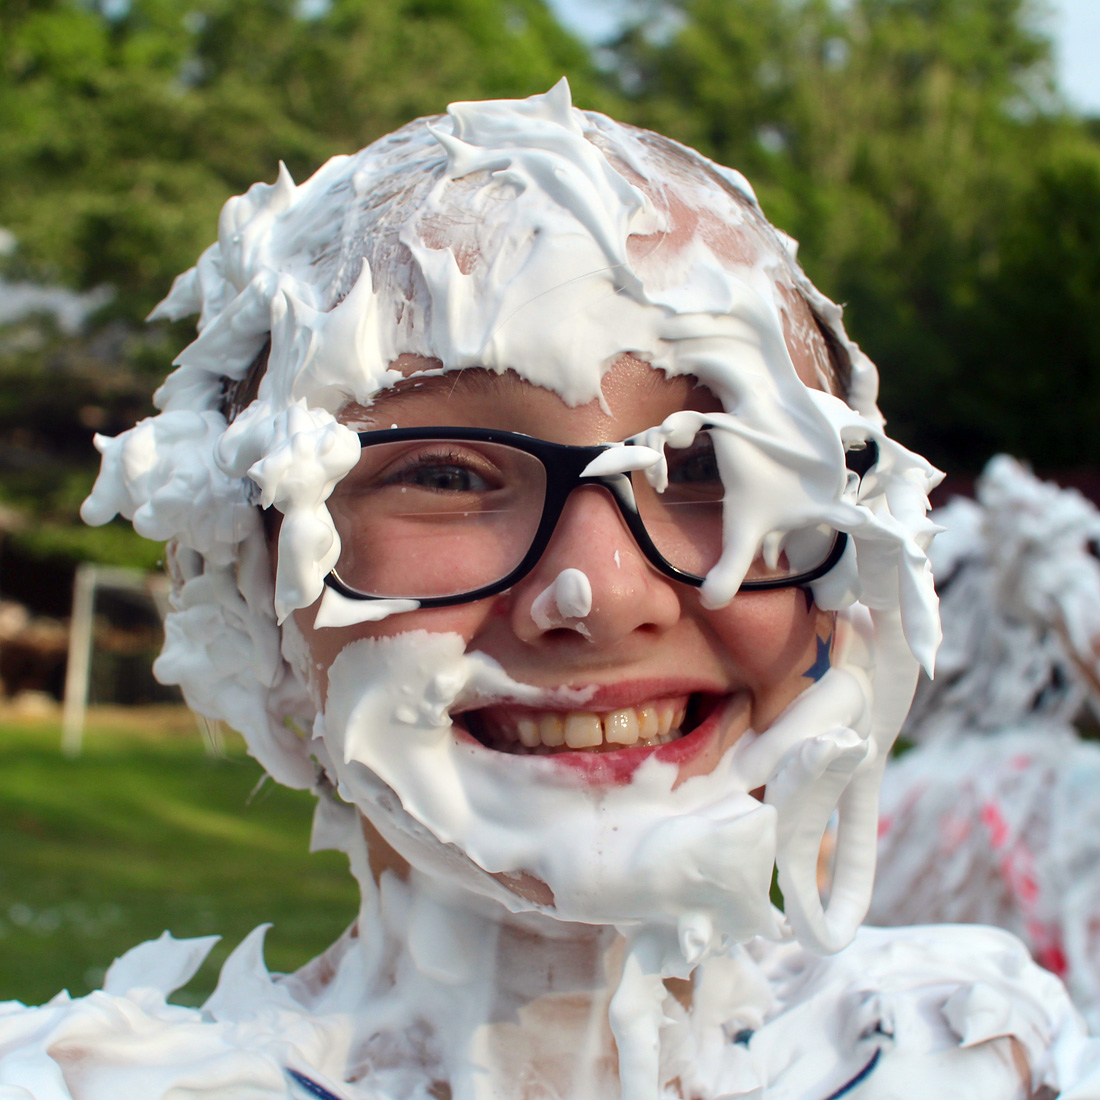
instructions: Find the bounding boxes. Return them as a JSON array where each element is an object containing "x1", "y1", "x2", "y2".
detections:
[
  {"x1": 0, "y1": 0, "x2": 607, "y2": 319},
  {"x1": 964, "y1": 141, "x2": 1100, "y2": 462},
  {"x1": 0, "y1": 712, "x2": 358, "y2": 1006}
]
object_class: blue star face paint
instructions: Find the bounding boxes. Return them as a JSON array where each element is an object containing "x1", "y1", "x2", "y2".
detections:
[{"x1": 803, "y1": 633, "x2": 832, "y2": 683}]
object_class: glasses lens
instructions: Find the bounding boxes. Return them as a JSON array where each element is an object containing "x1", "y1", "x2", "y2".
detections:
[
  {"x1": 632, "y1": 430, "x2": 725, "y2": 578},
  {"x1": 328, "y1": 438, "x2": 546, "y2": 599},
  {"x1": 754, "y1": 524, "x2": 840, "y2": 582},
  {"x1": 633, "y1": 429, "x2": 840, "y2": 583}
]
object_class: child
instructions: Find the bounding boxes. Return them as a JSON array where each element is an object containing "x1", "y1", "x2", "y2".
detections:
[{"x1": 9, "y1": 81, "x2": 1097, "y2": 1099}]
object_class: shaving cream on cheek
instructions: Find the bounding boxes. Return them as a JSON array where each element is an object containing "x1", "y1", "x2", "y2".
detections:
[
  {"x1": 311, "y1": 609, "x2": 876, "y2": 936},
  {"x1": 315, "y1": 631, "x2": 769, "y2": 932}
]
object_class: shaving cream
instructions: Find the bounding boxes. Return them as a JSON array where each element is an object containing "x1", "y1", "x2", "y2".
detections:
[
  {"x1": 70, "y1": 81, "x2": 1052, "y2": 1099},
  {"x1": 530, "y1": 569, "x2": 593, "y2": 632}
]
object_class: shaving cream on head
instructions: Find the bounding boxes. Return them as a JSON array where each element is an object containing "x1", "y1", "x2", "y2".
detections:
[{"x1": 82, "y1": 81, "x2": 942, "y2": 962}]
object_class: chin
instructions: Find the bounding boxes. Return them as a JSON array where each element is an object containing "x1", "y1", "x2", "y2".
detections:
[
  {"x1": 313, "y1": 607, "x2": 890, "y2": 959},
  {"x1": 312, "y1": 630, "x2": 779, "y2": 941}
]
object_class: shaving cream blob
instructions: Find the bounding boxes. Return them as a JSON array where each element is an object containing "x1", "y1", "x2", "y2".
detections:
[{"x1": 530, "y1": 568, "x2": 593, "y2": 632}]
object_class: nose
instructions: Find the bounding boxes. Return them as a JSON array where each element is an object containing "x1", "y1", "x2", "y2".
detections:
[{"x1": 507, "y1": 484, "x2": 683, "y2": 647}]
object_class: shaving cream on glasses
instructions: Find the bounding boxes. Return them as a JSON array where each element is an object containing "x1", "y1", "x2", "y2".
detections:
[{"x1": 59, "y1": 81, "x2": 1100, "y2": 1100}]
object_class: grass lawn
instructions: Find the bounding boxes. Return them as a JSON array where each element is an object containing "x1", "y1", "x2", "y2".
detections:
[{"x1": 0, "y1": 705, "x2": 359, "y2": 1007}]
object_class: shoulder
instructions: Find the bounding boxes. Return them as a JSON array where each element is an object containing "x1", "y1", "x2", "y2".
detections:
[
  {"x1": 0, "y1": 930, "x2": 359, "y2": 1099},
  {"x1": 742, "y1": 924, "x2": 1100, "y2": 1099}
]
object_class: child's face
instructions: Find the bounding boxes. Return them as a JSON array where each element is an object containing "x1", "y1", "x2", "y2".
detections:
[
  {"x1": 259, "y1": 166, "x2": 895, "y2": 930},
  {"x1": 82, "y1": 88, "x2": 939, "y2": 942},
  {"x1": 294, "y1": 337, "x2": 835, "y2": 793}
]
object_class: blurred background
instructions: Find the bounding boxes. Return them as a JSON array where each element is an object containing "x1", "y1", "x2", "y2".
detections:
[{"x1": 0, "y1": 0, "x2": 1096, "y2": 1004}]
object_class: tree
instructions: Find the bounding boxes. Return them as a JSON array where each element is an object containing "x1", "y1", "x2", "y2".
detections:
[
  {"x1": 0, "y1": 0, "x2": 609, "y2": 320},
  {"x1": 0, "y1": 0, "x2": 612, "y2": 589},
  {"x1": 610, "y1": 0, "x2": 1099, "y2": 475},
  {"x1": 965, "y1": 142, "x2": 1100, "y2": 465}
]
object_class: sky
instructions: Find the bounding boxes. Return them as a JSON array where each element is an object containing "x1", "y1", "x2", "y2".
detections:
[
  {"x1": 1048, "y1": 0, "x2": 1100, "y2": 114},
  {"x1": 548, "y1": 0, "x2": 1100, "y2": 117}
]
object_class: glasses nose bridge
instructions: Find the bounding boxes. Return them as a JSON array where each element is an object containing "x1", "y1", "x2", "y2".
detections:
[
  {"x1": 577, "y1": 469, "x2": 638, "y2": 516},
  {"x1": 543, "y1": 439, "x2": 640, "y2": 525}
]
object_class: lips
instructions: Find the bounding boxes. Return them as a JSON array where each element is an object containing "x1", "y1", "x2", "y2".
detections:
[
  {"x1": 455, "y1": 690, "x2": 744, "y2": 785},
  {"x1": 460, "y1": 692, "x2": 732, "y2": 757}
]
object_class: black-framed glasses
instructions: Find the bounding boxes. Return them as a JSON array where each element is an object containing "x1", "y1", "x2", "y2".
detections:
[{"x1": 324, "y1": 426, "x2": 878, "y2": 608}]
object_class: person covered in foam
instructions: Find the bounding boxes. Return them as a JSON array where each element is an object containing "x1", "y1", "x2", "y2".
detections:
[
  {"x1": 7, "y1": 81, "x2": 1099, "y2": 1099},
  {"x1": 869, "y1": 456, "x2": 1100, "y2": 1029}
]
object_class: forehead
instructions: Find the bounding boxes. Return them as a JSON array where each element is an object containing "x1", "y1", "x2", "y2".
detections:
[
  {"x1": 324, "y1": 236, "x2": 832, "y2": 435},
  {"x1": 338, "y1": 355, "x2": 828, "y2": 475},
  {"x1": 386, "y1": 169, "x2": 834, "y2": 399},
  {"x1": 339, "y1": 355, "x2": 723, "y2": 440}
]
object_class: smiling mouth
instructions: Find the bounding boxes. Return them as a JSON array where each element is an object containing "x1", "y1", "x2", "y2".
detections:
[{"x1": 462, "y1": 694, "x2": 720, "y2": 755}]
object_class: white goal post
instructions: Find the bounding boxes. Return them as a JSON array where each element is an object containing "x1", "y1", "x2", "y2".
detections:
[{"x1": 60, "y1": 563, "x2": 171, "y2": 756}]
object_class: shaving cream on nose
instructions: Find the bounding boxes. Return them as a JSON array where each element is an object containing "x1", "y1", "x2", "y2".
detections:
[{"x1": 530, "y1": 568, "x2": 593, "y2": 630}]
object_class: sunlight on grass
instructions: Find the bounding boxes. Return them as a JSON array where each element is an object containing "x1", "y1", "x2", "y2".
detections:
[{"x1": 0, "y1": 708, "x2": 359, "y2": 1007}]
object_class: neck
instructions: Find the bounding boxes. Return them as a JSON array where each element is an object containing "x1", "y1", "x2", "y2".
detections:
[
  {"x1": 370, "y1": 865, "x2": 624, "y2": 1098},
  {"x1": 291, "y1": 803, "x2": 788, "y2": 1100}
]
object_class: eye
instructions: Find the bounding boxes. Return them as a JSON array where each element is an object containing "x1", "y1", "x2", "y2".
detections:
[
  {"x1": 1087, "y1": 538, "x2": 1100, "y2": 562},
  {"x1": 384, "y1": 450, "x2": 498, "y2": 494}
]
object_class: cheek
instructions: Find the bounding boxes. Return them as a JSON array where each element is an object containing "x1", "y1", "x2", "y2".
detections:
[
  {"x1": 704, "y1": 590, "x2": 834, "y2": 729},
  {"x1": 292, "y1": 600, "x2": 497, "y2": 702}
]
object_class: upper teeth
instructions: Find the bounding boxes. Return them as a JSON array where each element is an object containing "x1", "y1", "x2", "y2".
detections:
[{"x1": 482, "y1": 701, "x2": 689, "y2": 753}]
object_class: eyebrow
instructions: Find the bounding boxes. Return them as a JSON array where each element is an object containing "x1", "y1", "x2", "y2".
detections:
[{"x1": 342, "y1": 368, "x2": 534, "y2": 421}]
